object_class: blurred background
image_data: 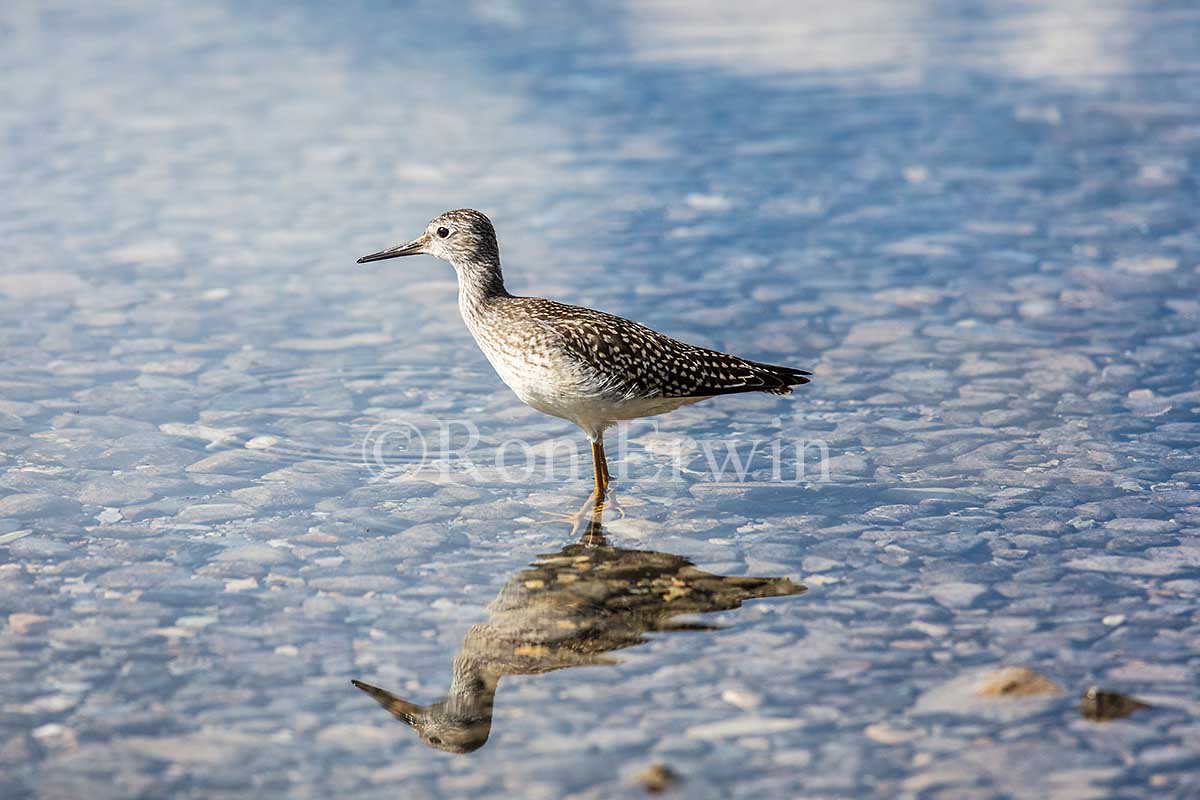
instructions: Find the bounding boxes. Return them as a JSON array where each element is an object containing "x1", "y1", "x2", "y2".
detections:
[{"x1": 2, "y1": 1, "x2": 1199, "y2": 798}]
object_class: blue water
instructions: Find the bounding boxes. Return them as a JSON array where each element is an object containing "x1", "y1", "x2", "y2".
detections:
[{"x1": 2, "y1": 2, "x2": 1199, "y2": 797}]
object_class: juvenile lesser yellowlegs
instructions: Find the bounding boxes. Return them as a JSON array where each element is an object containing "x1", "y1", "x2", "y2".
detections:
[{"x1": 358, "y1": 209, "x2": 811, "y2": 495}]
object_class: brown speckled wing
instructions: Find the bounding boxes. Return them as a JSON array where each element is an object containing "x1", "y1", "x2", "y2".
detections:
[{"x1": 514, "y1": 298, "x2": 810, "y2": 399}]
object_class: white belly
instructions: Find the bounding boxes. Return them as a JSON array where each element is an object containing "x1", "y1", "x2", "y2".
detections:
[{"x1": 479, "y1": 345, "x2": 709, "y2": 438}]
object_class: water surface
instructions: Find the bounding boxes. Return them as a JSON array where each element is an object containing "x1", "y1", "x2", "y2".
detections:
[{"x1": 2, "y1": 1, "x2": 1199, "y2": 797}]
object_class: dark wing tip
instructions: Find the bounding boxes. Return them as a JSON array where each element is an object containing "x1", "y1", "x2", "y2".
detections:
[
  {"x1": 753, "y1": 361, "x2": 812, "y2": 389},
  {"x1": 673, "y1": 359, "x2": 812, "y2": 398}
]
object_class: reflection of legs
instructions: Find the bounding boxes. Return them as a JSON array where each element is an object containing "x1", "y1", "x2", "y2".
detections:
[{"x1": 578, "y1": 489, "x2": 606, "y2": 545}]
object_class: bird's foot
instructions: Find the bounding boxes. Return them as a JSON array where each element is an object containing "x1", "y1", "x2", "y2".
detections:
[
  {"x1": 596, "y1": 486, "x2": 624, "y2": 520},
  {"x1": 538, "y1": 490, "x2": 607, "y2": 536},
  {"x1": 538, "y1": 508, "x2": 585, "y2": 526}
]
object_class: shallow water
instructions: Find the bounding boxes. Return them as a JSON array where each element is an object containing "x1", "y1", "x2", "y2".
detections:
[{"x1": 3, "y1": 1, "x2": 1200, "y2": 798}]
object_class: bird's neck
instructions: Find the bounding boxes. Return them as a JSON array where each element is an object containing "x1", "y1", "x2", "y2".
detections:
[
  {"x1": 443, "y1": 655, "x2": 500, "y2": 718},
  {"x1": 455, "y1": 257, "x2": 510, "y2": 319}
]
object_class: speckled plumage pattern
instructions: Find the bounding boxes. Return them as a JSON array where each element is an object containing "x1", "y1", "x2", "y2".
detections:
[
  {"x1": 360, "y1": 208, "x2": 811, "y2": 454},
  {"x1": 477, "y1": 296, "x2": 811, "y2": 401}
]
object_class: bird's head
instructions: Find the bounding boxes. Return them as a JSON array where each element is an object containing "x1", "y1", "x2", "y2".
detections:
[
  {"x1": 351, "y1": 679, "x2": 493, "y2": 754},
  {"x1": 357, "y1": 209, "x2": 499, "y2": 269}
]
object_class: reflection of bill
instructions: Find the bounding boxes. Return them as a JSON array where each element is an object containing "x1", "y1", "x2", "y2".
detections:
[{"x1": 359, "y1": 420, "x2": 428, "y2": 478}]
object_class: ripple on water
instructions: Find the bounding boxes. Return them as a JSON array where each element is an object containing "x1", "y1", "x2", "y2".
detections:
[{"x1": 190, "y1": 360, "x2": 496, "y2": 471}]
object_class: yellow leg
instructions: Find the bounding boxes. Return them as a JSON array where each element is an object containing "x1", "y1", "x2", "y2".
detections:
[
  {"x1": 591, "y1": 438, "x2": 610, "y2": 497},
  {"x1": 600, "y1": 440, "x2": 612, "y2": 482},
  {"x1": 589, "y1": 437, "x2": 624, "y2": 518},
  {"x1": 537, "y1": 438, "x2": 615, "y2": 529}
]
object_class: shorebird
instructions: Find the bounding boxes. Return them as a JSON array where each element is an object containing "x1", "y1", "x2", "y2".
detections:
[{"x1": 358, "y1": 209, "x2": 810, "y2": 496}]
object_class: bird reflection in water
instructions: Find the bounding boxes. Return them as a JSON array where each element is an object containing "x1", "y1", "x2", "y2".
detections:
[{"x1": 351, "y1": 494, "x2": 805, "y2": 753}]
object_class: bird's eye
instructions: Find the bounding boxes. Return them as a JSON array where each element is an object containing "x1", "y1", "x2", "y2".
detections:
[{"x1": 436, "y1": 227, "x2": 450, "y2": 238}]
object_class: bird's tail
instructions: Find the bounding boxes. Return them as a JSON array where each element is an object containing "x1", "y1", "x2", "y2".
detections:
[{"x1": 745, "y1": 359, "x2": 812, "y2": 394}]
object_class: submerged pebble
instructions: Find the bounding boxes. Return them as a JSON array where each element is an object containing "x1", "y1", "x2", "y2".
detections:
[
  {"x1": 1079, "y1": 687, "x2": 1150, "y2": 722},
  {"x1": 975, "y1": 667, "x2": 1063, "y2": 698},
  {"x1": 633, "y1": 764, "x2": 681, "y2": 794}
]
